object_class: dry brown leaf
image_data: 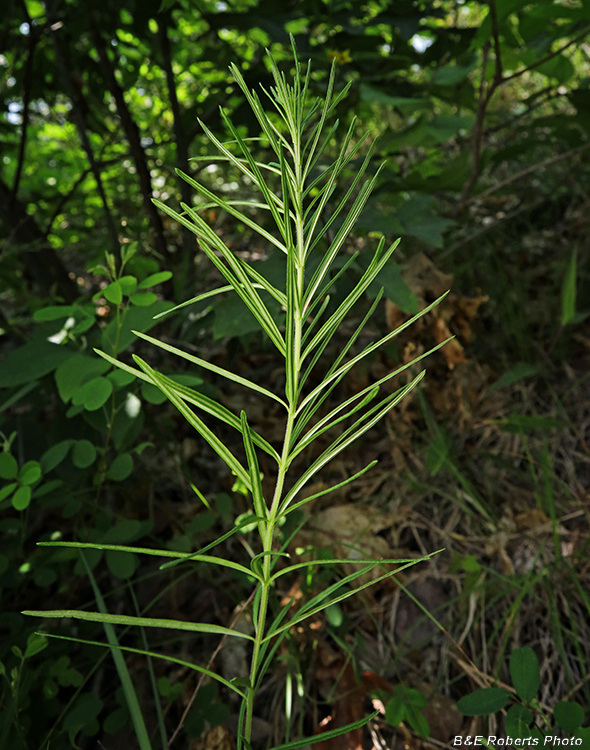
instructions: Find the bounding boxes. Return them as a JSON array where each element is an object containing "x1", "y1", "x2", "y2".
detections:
[
  {"x1": 418, "y1": 687, "x2": 463, "y2": 742},
  {"x1": 189, "y1": 725, "x2": 236, "y2": 750},
  {"x1": 515, "y1": 507, "x2": 550, "y2": 531},
  {"x1": 314, "y1": 652, "x2": 394, "y2": 750},
  {"x1": 433, "y1": 317, "x2": 468, "y2": 368},
  {"x1": 292, "y1": 504, "x2": 408, "y2": 590}
]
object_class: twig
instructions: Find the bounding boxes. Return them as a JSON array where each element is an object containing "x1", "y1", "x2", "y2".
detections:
[
  {"x1": 456, "y1": 0, "x2": 590, "y2": 213},
  {"x1": 50, "y1": 26, "x2": 121, "y2": 259},
  {"x1": 465, "y1": 143, "x2": 590, "y2": 208},
  {"x1": 11, "y1": 0, "x2": 39, "y2": 205},
  {"x1": 89, "y1": 18, "x2": 170, "y2": 259}
]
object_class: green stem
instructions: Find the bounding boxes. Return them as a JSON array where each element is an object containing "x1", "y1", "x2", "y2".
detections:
[{"x1": 243, "y1": 118, "x2": 307, "y2": 745}]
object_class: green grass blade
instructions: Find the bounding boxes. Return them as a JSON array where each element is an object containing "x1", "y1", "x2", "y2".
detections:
[
  {"x1": 37, "y1": 633, "x2": 247, "y2": 698},
  {"x1": 80, "y1": 553, "x2": 152, "y2": 750}
]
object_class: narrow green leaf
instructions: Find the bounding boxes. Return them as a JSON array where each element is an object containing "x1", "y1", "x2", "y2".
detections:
[
  {"x1": 36, "y1": 540, "x2": 259, "y2": 579},
  {"x1": 134, "y1": 356, "x2": 251, "y2": 490},
  {"x1": 281, "y1": 461, "x2": 378, "y2": 516},
  {"x1": 284, "y1": 374, "x2": 423, "y2": 508},
  {"x1": 131, "y1": 332, "x2": 287, "y2": 408},
  {"x1": 35, "y1": 632, "x2": 247, "y2": 698},
  {"x1": 265, "y1": 555, "x2": 435, "y2": 642},
  {"x1": 176, "y1": 169, "x2": 287, "y2": 255},
  {"x1": 95, "y1": 350, "x2": 280, "y2": 462},
  {"x1": 561, "y1": 247, "x2": 577, "y2": 325},
  {"x1": 297, "y1": 293, "x2": 446, "y2": 416},
  {"x1": 240, "y1": 411, "x2": 268, "y2": 532},
  {"x1": 270, "y1": 712, "x2": 379, "y2": 750},
  {"x1": 22, "y1": 609, "x2": 255, "y2": 640}
]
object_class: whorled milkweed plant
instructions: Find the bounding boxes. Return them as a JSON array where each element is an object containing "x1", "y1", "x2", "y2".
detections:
[{"x1": 25, "y1": 41, "x2": 446, "y2": 750}]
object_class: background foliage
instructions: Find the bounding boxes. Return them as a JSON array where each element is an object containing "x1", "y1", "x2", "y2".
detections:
[{"x1": 1, "y1": 0, "x2": 589, "y2": 748}]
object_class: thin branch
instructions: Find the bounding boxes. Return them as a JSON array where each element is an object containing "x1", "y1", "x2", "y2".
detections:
[
  {"x1": 50, "y1": 26, "x2": 121, "y2": 259},
  {"x1": 89, "y1": 19, "x2": 169, "y2": 259},
  {"x1": 466, "y1": 143, "x2": 590, "y2": 207},
  {"x1": 502, "y1": 25, "x2": 590, "y2": 85},
  {"x1": 456, "y1": 40, "x2": 492, "y2": 213},
  {"x1": 489, "y1": 0, "x2": 503, "y2": 85},
  {"x1": 456, "y1": 2, "x2": 590, "y2": 213},
  {"x1": 11, "y1": 0, "x2": 40, "y2": 204}
]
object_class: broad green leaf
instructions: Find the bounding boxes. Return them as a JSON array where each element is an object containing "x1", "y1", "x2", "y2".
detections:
[
  {"x1": 18, "y1": 460, "x2": 42, "y2": 486},
  {"x1": 33, "y1": 305, "x2": 76, "y2": 321},
  {"x1": 138, "y1": 271, "x2": 173, "y2": 288},
  {"x1": 554, "y1": 701, "x2": 584, "y2": 733},
  {"x1": 103, "y1": 280, "x2": 123, "y2": 305},
  {"x1": 385, "y1": 693, "x2": 405, "y2": 725},
  {"x1": 0, "y1": 340, "x2": 73, "y2": 387},
  {"x1": 12, "y1": 485, "x2": 32, "y2": 510},
  {"x1": 40, "y1": 440, "x2": 75, "y2": 473},
  {"x1": 71, "y1": 440, "x2": 97, "y2": 469},
  {"x1": 359, "y1": 84, "x2": 429, "y2": 113},
  {"x1": 64, "y1": 692, "x2": 103, "y2": 745},
  {"x1": 406, "y1": 704, "x2": 429, "y2": 738},
  {"x1": 24, "y1": 633, "x2": 48, "y2": 658},
  {"x1": 433, "y1": 59, "x2": 478, "y2": 85},
  {"x1": 71, "y1": 376, "x2": 113, "y2": 411},
  {"x1": 106, "y1": 550, "x2": 139, "y2": 579},
  {"x1": 55, "y1": 354, "x2": 111, "y2": 403},
  {"x1": 510, "y1": 647, "x2": 539, "y2": 702},
  {"x1": 129, "y1": 292, "x2": 158, "y2": 306},
  {"x1": 456, "y1": 687, "x2": 512, "y2": 716},
  {"x1": 0, "y1": 452, "x2": 18, "y2": 480},
  {"x1": 505, "y1": 704, "x2": 533, "y2": 739},
  {"x1": 106, "y1": 453, "x2": 133, "y2": 481},
  {"x1": 0, "y1": 482, "x2": 17, "y2": 502}
]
